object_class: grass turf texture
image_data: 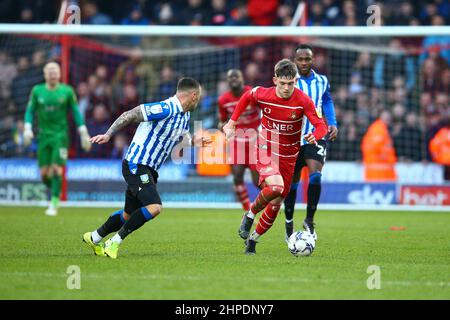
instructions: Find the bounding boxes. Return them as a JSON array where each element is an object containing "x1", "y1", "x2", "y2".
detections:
[{"x1": 0, "y1": 207, "x2": 449, "y2": 299}]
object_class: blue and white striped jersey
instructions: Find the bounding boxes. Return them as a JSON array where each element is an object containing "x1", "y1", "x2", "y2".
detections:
[
  {"x1": 296, "y1": 69, "x2": 337, "y2": 145},
  {"x1": 124, "y1": 95, "x2": 190, "y2": 171}
]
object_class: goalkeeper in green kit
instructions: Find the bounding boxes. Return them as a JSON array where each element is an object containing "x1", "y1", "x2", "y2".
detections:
[{"x1": 23, "y1": 62, "x2": 92, "y2": 216}]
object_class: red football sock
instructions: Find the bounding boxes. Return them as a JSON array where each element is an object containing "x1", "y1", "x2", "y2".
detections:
[
  {"x1": 255, "y1": 203, "x2": 281, "y2": 235},
  {"x1": 234, "y1": 183, "x2": 251, "y2": 211},
  {"x1": 250, "y1": 184, "x2": 283, "y2": 215}
]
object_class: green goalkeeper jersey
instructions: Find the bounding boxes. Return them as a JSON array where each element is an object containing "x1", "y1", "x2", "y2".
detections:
[{"x1": 24, "y1": 83, "x2": 85, "y2": 139}]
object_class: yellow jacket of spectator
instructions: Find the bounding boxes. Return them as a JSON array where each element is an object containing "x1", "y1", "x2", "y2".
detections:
[{"x1": 429, "y1": 127, "x2": 450, "y2": 165}]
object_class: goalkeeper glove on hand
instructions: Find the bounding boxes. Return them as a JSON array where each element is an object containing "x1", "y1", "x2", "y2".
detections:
[
  {"x1": 23, "y1": 123, "x2": 34, "y2": 146},
  {"x1": 78, "y1": 125, "x2": 92, "y2": 152}
]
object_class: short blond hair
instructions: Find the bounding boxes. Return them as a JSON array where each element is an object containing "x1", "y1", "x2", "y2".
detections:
[{"x1": 43, "y1": 62, "x2": 61, "y2": 73}]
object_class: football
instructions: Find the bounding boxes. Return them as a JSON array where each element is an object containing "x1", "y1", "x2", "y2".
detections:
[{"x1": 287, "y1": 231, "x2": 316, "y2": 257}]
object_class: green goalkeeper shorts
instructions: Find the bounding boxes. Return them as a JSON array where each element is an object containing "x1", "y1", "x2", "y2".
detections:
[{"x1": 37, "y1": 135, "x2": 69, "y2": 167}]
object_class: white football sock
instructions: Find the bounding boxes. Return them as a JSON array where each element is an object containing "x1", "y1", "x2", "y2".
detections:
[
  {"x1": 91, "y1": 230, "x2": 102, "y2": 244},
  {"x1": 110, "y1": 233, "x2": 123, "y2": 244},
  {"x1": 250, "y1": 231, "x2": 260, "y2": 241},
  {"x1": 246, "y1": 211, "x2": 256, "y2": 219}
]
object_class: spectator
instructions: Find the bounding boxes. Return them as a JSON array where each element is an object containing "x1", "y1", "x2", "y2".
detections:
[
  {"x1": 395, "y1": 112, "x2": 424, "y2": 162},
  {"x1": 76, "y1": 82, "x2": 91, "y2": 120},
  {"x1": 180, "y1": 0, "x2": 209, "y2": 25},
  {"x1": 93, "y1": 65, "x2": 113, "y2": 106},
  {"x1": 429, "y1": 118, "x2": 450, "y2": 180},
  {"x1": 353, "y1": 52, "x2": 373, "y2": 89},
  {"x1": 420, "y1": 15, "x2": 450, "y2": 65},
  {"x1": 390, "y1": 1, "x2": 415, "y2": 26},
  {"x1": 355, "y1": 92, "x2": 371, "y2": 128},
  {"x1": 19, "y1": 6, "x2": 33, "y2": 23},
  {"x1": 152, "y1": 2, "x2": 176, "y2": 25},
  {"x1": 11, "y1": 56, "x2": 34, "y2": 113},
  {"x1": 0, "y1": 52, "x2": 17, "y2": 99},
  {"x1": 85, "y1": 103, "x2": 111, "y2": 158},
  {"x1": 111, "y1": 133, "x2": 129, "y2": 159},
  {"x1": 207, "y1": 0, "x2": 229, "y2": 26},
  {"x1": 322, "y1": 0, "x2": 340, "y2": 25},
  {"x1": 156, "y1": 66, "x2": 178, "y2": 101},
  {"x1": 250, "y1": 46, "x2": 272, "y2": 87},
  {"x1": 243, "y1": 62, "x2": 260, "y2": 87},
  {"x1": 334, "y1": 0, "x2": 359, "y2": 26},
  {"x1": 114, "y1": 83, "x2": 139, "y2": 141},
  {"x1": 275, "y1": 3, "x2": 293, "y2": 26},
  {"x1": 374, "y1": 38, "x2": 416, "y2": 92},
  {"x1": 421, "y1": 57, "x2": 447, "y2": 94},
  {"x1": 329, "y1": 110, "x2": 362, "y2": 161},
  {"x1": 226, "y1": 1, "x2": 250, "y2": 26},
  {"x1": 113, "y1": 48, "x2": 160, "y2": 102},
  {"x1": 8, "y1": 48, "x2": 46, "y2": 107},
  {"x1": 120, "y1": 4, "x2": 151, "y2": 45},
  {"x1": 308, "y1": 2, "x2": 328, "y2": 26},
  {"x1": 247, "y1": 0, "x2": 279, "y2": 26},
  {"x1": 82, "y1": 1, "x2": 113, "y2": 25},
  {"x1": 348, "y1": 71, "x2": 364, "y2": 97},
  {"x1": 419, "y1": 2, "x2": 439, "y2": 25},
  {"x1": 361, "y1": 110, "x2": 397, "y2": 181}
]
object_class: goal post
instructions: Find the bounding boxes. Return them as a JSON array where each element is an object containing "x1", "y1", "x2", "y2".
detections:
[{"x1": 0, "y1": 24, "x2": 449, "y2": 209}]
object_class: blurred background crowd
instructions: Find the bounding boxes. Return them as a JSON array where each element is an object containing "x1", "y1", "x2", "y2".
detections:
[
  {"x1": 0, "y1": 0, "x2": 449, "y2": 27},
  {"x1": 0, "y1": 0, "x2": 449, "y2": 167}
]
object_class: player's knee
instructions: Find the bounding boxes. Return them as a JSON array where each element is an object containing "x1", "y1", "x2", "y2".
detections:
[
  {"x1": 122, "y1": 211, "x2": 131, "y2": 221},
  {"x1": 309, "y1": 172, "x2": 322, "y2": 185},
  {"x1": 145, "y1": 204, "x2": 162, "y2": 218},
  {"x1": 269, "y1": 184, "x2": 284, "y2": 198},
  {"x1": 40, "y1": 167, "x2": 51, "y2": 179},
  {"x1": 53, "y1": 165, "x2": 63, "y2": 177},
  {"x1": 233, "y1": 177, "x2": 244, "y2": 185}
]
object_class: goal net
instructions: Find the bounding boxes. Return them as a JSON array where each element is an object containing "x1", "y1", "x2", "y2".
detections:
[{"x1": 0, "y1": 25, "x2": 449, "y2": 208}]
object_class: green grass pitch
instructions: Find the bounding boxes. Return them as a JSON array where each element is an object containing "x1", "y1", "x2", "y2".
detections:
[{"x1": 0, "y1": 206, "x2": 449, "y2": 299}]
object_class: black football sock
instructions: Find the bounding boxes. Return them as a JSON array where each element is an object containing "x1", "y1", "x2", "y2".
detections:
[
  {"x1": 306, "y1": 172, "x2": 322, "y2": 222},
  {"x1": 284, "y1": 182, "x2": 298, "y2": 222},
  {"x1": 97, "y1": 210, "x2": 126, "y2": 238},
  {"x1": 118, "y1": 207, "x2": 153, "y2": 240}
]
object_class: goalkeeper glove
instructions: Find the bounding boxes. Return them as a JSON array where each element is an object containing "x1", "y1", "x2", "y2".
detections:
[
  {"x1": 78, "y1": 125, "x2": 92, "y2": 152},
  {"x1": 23, "y1": 123, "x2": 34, "y2": 146}
]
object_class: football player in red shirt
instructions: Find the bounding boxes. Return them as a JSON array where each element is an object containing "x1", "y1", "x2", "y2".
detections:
[
  {"x1": 218, "y1": 69, "x2": 260, "y2": 211},
  {"x1": 223, "y1": 59, "x2": 327, "y2": 254}
]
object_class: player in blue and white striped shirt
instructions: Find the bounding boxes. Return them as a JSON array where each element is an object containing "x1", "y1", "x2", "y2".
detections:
[
  {"x1": 284, "y1": 44, "x2": 338, "y2": 241},
  {"x1": 82, "y1": 78, "x2": 211, "y2": 259}
]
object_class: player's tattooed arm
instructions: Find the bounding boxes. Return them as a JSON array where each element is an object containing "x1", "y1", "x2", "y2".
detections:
[
  {"x1": 105, "y1": 106, "x2": 144, "y2": 137},
  {"x1": 91, "y1": 106, "x2": 143, "y2": 144}
]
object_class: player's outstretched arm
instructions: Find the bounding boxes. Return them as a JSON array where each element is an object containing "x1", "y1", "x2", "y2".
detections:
[
  {"x1": 322, "y1": 81, "x2": 338, "y2": 141},
  {"x1": 90, "y1": 105, "x2": 144, "y2": 145},
  {"x1": 304, "y1": 99, "x2": 328, "y2": 144},
  {"x1": 222, "y1": 89, "x2": 255, "y2": 140},
  {"x1": 23, "y1": 88, "x2": 36, "y2": 146}
]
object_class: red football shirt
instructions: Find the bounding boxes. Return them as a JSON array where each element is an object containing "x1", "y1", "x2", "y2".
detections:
[
  {"x1": 231, "y1": 86, "x2": 327, "y2": 157},
  {"x1": 218, "y1": 85, "x2": 260, "y2": 130}
]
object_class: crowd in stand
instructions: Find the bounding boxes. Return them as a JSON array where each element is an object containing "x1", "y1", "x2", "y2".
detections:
[
  {"x1": 1, "y1": 0, "x2": 449, "y2": 27},
  {"x1": 0, "y1": 0, "x2": 449, "y2": 165}
]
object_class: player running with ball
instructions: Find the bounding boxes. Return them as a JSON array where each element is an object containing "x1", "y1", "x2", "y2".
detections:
[
  {"x1": 23, "y1": 62, "x2": 92, "y2": 216},
  {"x1": 223, "y1": 59, "x2": 327, "y2": 254},
  {"x1": 283, "y1": 44, "x2": 338, "y2": 241}
]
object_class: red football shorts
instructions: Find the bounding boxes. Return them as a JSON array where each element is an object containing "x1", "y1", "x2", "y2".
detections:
[{"x1": 254, "y1": 145, "x2": 297, "y2": 198}]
